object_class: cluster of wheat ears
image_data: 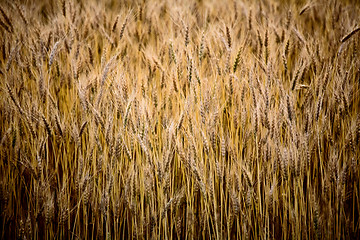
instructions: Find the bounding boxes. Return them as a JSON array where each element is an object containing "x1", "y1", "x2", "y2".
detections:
[{"x1": 0, "y1": 0, "x2": 359, "y2": 239}]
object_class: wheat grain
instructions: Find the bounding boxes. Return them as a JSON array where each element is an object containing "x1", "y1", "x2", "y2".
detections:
[{"x1": 0, "y1": 6, "x2": 13, "y2": 31}]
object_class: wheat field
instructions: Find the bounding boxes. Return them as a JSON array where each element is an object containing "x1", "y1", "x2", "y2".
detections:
[{"x1": 0, "y1": 0, "x2": 359, "y2": 239}]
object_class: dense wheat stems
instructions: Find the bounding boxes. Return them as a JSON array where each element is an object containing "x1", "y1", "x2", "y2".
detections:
[{"x1": 0, "y1": 0, "x2": 359, "y2": 239}]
